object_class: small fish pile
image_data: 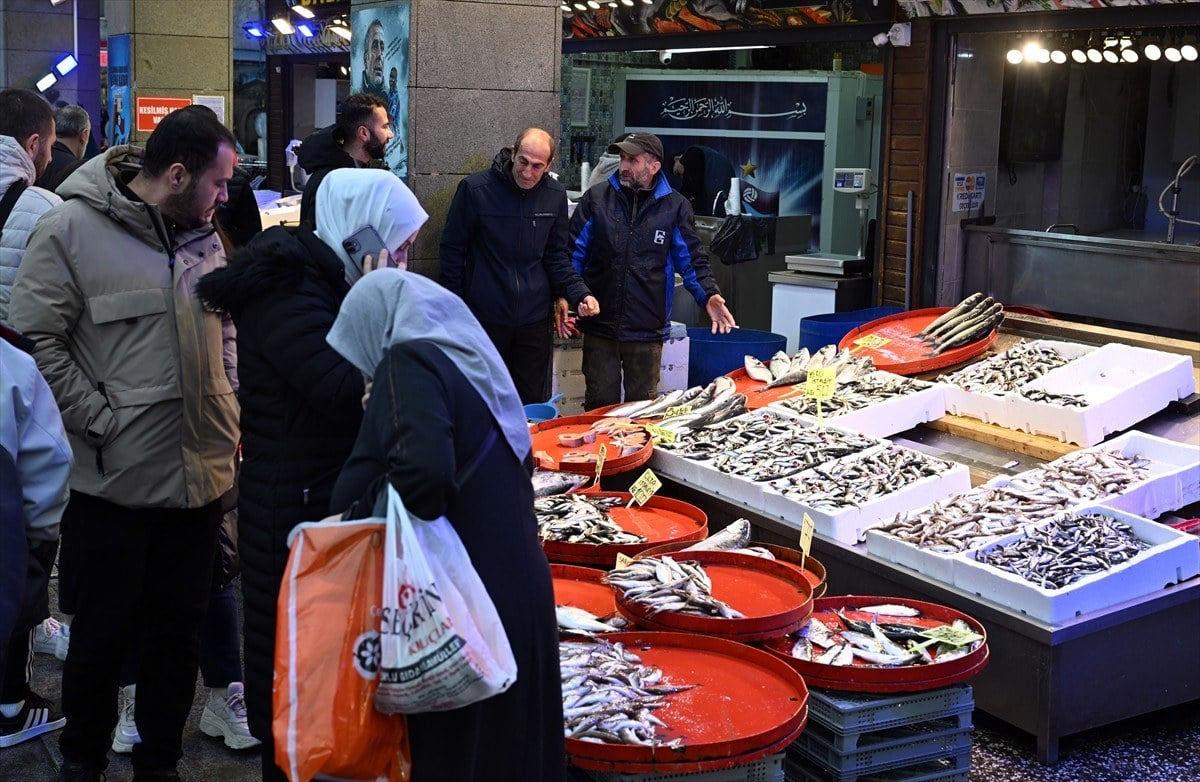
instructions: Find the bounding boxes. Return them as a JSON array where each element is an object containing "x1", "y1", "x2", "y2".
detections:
[
  {"x1": 944, "y1": 341, "x2": 1072, "y2": 395},
  {"x1": 658, "y1": 410, "x2": 804, "y2": 460},
  {"x1": 711, "y1": 427, "x2": 879, "y2": 482},
  {"x1": 975, "y1": 513, "x2": 1150, "y2": 590},
  {"x1": 1018, "y1": 388, "x2": 1090, "y2": 407},
  {"x1": 875, "y1": 486, "x2": 1076, "y2": 553},
  {"x1": 604, "y1": 377, "x2": 748, "y2": 435},
  {"x1": 745, "y1": 345, "x2": 874, "y2": 389},
  {"x1": 605, "y1": 556, "x2": 745, "y2": 619},
  {"x1": 560, "y1": 639, "x2": 693, "y2": 747},
  {"x1": 556, "y1": 606, "x2": 626, "y2": 636},
  {"x1": 532, "y1": 470, "x2": 589, "y2": 498},
  {"x1": 772, "y1": 446, "x2": 954, "y2": 510},
  {"x1": 1004, "y1": 449, "x2": 1149, "y2": 505},
  {"x1": 774, "y1": 373, "x2": 933, "y2": 419},
  {"x1": 536, "y1": 494, "x2": 642, "y2": 545},
  {"x1": 917, "y1": 293, "x2": 1005, "y2": 356},
  {"x1": 791, "y1": 606, "x2": 982, "y2": 667}
]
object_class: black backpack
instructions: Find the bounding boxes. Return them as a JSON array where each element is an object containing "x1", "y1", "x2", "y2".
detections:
[{"x1": 0, "y1": 180, "x2": 29, "y2": 242}]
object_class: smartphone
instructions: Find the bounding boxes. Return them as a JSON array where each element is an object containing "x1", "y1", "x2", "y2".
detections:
[{"x1": 342, "y1": 225, "x2": 388, "y2": 272}]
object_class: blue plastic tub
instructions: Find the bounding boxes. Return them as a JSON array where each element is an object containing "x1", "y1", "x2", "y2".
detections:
[
  {"x1": 523, "y1": 394, "x2": 563, "y2": 423},
  {"x1": 686, "y1": 327, "x2": 787, "y2": 388},
  {"x1": 798, "y1": 306, "x2": 904, "y2": 354}
]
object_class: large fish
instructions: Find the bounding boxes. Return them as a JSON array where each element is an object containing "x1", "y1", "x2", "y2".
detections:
[{"x1": 744, "y1": 355, "x2": 773, "y2": 383}]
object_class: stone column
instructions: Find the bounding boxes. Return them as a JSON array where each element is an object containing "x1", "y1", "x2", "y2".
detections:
[
  {"x1": 0, "y1": 0, "x2": 102, "y2": 128},
  {"x1": 351, "y1": 0, "x2": 562, "y2": 278},
  {"x1": 105, "y1": 0, "x2": 234, "y2": 141}
]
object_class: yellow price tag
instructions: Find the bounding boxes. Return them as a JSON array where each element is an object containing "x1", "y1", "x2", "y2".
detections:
[
  {"x1": 806, "y1": 368, "x2": 837, "y2": 401},
  {"x1": 919, "y1": 624, "x2": 984, "y2": 648},
  {"x1": 593, "y1": 443, "x2": 607, "y2": 485},
  {"x1": 615, "y1": 553, "x2": 634, "y2": 569},
  {"x1": 645, "y1": 424, "x2": 677, "y2": 445},
  {"x1": 664, "y1": 404, "x2": 693, "y2": 419},
  {"x1": 853, "y1": 334, "x2": 890, "y2": 351},
  {"x1": 799, "y1": 513, "x2": 815, "y2": 569},
  {"x1": 628, "y1": 469, "x2": 663, "y2": 507}
]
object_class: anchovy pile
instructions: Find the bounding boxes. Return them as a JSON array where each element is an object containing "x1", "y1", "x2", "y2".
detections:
[
  {"x1": 532, "y1": 470, "x2": 589, "y2": 498},
  {"x1": 875, "y1": 486, "x2": 1076, "y2": 553},
  {"x1": 560, "y1": 640, "x2": 693, "y2": 747},
  {"x1": 658, "y1": 410, "x2": 804, "y2": 460},
  {"x1": 774, "y1": 373, "x2": 934, "y2": 418},
  {"x1": 1004, "y1": 449, "x2": 1150, "y2": 505},
  {"x1": 917, "y1": 293, "x2": 1005, "y2": 356},
  {"x1": 711, "y1": 427, "x2": 879, "y2": 482},
  {"x1": 944, "y1": 341, "x2": 1073, "y2": 395},
  {"x1": 975, "y1": 513, "x2": 1150, "y2": 590},
  {"x1": 771, "y1": 446, "x2": 955, "y2": 510},
  {"x1": 605, "y1": 556, "x2": 744, "y2": 619},
  {"x1": 744, "y1": 344, "x2": 874, "y2": 389},
  {"x1": 535, "y1": 494, "x2": 642, "y2": 545},
  {"x1": 1018, "y1": 388, "x2": 1090, "y2": 407},
  {"x1": 791, "y1": 608, "x2": 981, "y2": 667}
]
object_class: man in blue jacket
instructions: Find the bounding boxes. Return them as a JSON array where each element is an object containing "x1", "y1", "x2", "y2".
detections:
[
  {"x1": 568, "y1": 133, "x2": 736, "y2": 410},
  {"x1": 440, "y1": 128, "x2": 599, "y2": 403}
]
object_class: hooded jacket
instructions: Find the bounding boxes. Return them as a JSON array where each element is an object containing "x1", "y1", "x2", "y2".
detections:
[
  {"x1": 9, "y1": 146, "x2": 240, "y2": 509},
  {"x1": 439, "y1": 148, "x2": 590, "y2": 327},
  {"x1": 296, "y1": 125, "x2": 386, "y2": 228},
  {"x1": 569, "y1": 172, "x2": 719, "y2": 342},
  {"x1": 0, "y1": 135, "x2": 62, "y2": 325}
]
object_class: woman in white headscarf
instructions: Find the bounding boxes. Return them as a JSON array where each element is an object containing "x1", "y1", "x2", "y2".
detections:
[
  {"x1": 328, "y1": 270, "x2": 563, "y2": 782},
  {"x1": 198, "y1": 169, "x2": 427, "y2": 782}
]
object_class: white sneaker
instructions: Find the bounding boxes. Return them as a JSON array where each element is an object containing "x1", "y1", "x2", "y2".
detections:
[
  {"x1": 32, "y1": 618, "x2": 69, "y2": 660},
  {"x1": 111, "y1": 684, "x2": 140, "y2": 754},
  {"x1": 199, "y1": 682, "x2": 261, "y2": 750}
]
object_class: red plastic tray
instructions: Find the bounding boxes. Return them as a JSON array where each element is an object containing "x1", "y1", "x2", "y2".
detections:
[
  {"x1": 551, "y1": 564, "x2": 617, "y2": 618},
  {"x1": 838, "y1": 307, "x2": 999, "y2": 376},
  {"x1": 637, "y1": 541, "x2": 827, "y2": 600},
  {"x1": 530, "y1": 415, "x2": 653, "y2": 476},
  {"x1": 541, "y1": 493, "x2": 708, "y2": 568},
  {"x1": 614, "y1": 551, "x2": 813, "y2": 641},
  {"x1": 565, "y1": 631, "x2": 809, "y2": 773},
  {"x1": 760, "y1": 595, "x2": 989, "y2": 693},
  {"x1": 721, "y1": 367, "x2": 814, "y2": 410}
]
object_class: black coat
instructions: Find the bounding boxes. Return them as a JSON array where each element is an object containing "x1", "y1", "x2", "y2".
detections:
[
  {"x1": 35, "y1": 140, "x2": 83, "y2": 193},
  {"x1": 332, "y1": 340, "x2": 564, "y2": 782},
  {"x1": 439, "y1": 149, "x2": 590, "y2": 327},
  {"x1": 215, "y1": 166, "x2": 263, "y2": 249},
  {"x1": 196, "y1": 225, "x2": 364, "y2": 744},
  {"x1": 297, "y1": 126, "x2": 355, "y2": 228},
  {"x1": 569, "y1": 172, "x2": 719, "y2": 342}
]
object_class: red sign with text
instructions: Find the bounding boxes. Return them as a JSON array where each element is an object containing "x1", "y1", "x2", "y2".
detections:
[{"x1": 135, "y1": 96, "x2": 192, "y2": 132}]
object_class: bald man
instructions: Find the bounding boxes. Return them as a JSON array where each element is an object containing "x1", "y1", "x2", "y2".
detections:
[{"x1": 440, "y1": 128, "x2": 598, "y2": 403}]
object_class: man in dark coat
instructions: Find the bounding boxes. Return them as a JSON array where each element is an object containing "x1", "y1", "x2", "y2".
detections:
[
  {"x1": 215, "y1": 165, "x2": 263, "y2": 249},
  {"x1": 196, "y1": 225, "x2": 364, "y2": 782},
  {"x1": 439, "y1": 128, "x2": 599, "y2": 403},
  {"x1": 296, "y1": 92, "x2": 391, "y2": 228},
  {"x1": 36, "y1": 105, "x2": 89, "y2": 193}
]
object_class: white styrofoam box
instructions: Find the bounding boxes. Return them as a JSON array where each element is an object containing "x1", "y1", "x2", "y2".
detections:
[
  {"x1": 863, "y1": 527, "x2": 963, "y2": 586},
  {"x1": 762, "y1": 447, "x2": 972, "y2": 544},
  {"x1": 1008, "y1": 343, "x2": 1196, "y2": 446},
  {"x1": 952, "y1": 504, "x2": 1200, "y2": 624},
  {"x1": 772, "y1": 373, "x2": 948, "y2": 439},
  {"x1": 942, "y1": 340, "x2": 1098, "y2": 425},
  {"x1": 648, "y1": 446, "x2": 706, "y2": 487}
]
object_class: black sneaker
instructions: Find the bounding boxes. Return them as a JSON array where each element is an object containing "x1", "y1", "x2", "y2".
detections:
[
  {"x1": 59, "y1": 761, "x2": 106, "y2": 782},
  {"x1": 0, "y1": 690, "x2": 66, "y2": 747}
]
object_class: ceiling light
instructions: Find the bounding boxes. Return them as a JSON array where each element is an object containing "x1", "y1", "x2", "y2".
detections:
[
  {"x1": 587, "y1": 0, "x2": 600, "y2": 8},
  {"x1": 1103, "y1": 49, "x2": 1119, "y2": 63},
  {"x1": 664, "y1": 45, "x2": 770, "y2": 55},
  {"x1": 296, "y1": 23, "x2": 314, "y2": 38},
  {"x1": 1183, "y1": 44, "x2": 1198, "y2": 61},
  {"x1": 330, "y1": 25, "x2": 351, "y2": 40},
  {"x1": 1007, "y1": 49, "x2": 1024, "y2": 65},
  {"x1": 644, "y1": 0, "x2": 655, "y2": 4},
  {"x1": 1144, "y1": 43, "x2": 1161, "y2": 61},
  {"x1": 339, "y1": 66, "x2": 349, "y2": 76},
  {"x1": 271, "y1": 17, "x2": 294, "y2": 35},
  {"x1": 1071, "y1": 48, "x2": 1087, "y2": 63},
  {"x1": 622, "y1": 0, "x2": 635, "y2": 4},
  {"x1": 1050, "y1": 50, "x2": 1067, "y2": 64},
  {"x1": 1121, "y1": 48, "x2": 1138, "y2": 62},
  {"x1": 1120, "y1": 37, "x2": 1133, "y2": 49},
  {"x1": 54, "y1": 53, "x2": 78, "y2": 76},
  {"x1": 573, "y1": 2, "x2": 586, "y2": 8},
  {"x1": 291, "y1": 4, "x2": 314, "y2": 18},
  {"x1": 560, "y1": 2, "x2": 571, "y2": 9},
  {"x1": 1087, "y1": 48, "x2": 1102, "y2": 63},
  {"x1": 36, "y1": 73, "x2": 57, "y2": 92},
  {"x1": 243, "y1": 23, "x2": 265, "y2": 38},
  {"x1": 608, "y1": 1, "x2": 618, "y2": 6},
  {"x1": 1022, "y1": 42, "x2": 1042, "y2": 62}
]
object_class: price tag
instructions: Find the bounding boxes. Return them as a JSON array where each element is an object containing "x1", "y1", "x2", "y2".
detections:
[
  {"x1": 645, "y1": 424, "x2": 677, "y2": 445},
  {"x1": 627, "y1": 469, "x2": 663, "y2": 507},
  {"x1": 615, "y1": 553, "x2": 634, "y2": 569},
  {"x1": 918, "y1": 624, "x2": 984, "y2": 648},
  {"x1": 805, "y1": 368, "x2": 837, "y2": 400},
  {"x1": 664, "y1": 404, "x2": 693, "y2": 419},
  {"x1": 593, "y1": 443, "x2": 607, "y2": 485},
  {"x1": 853, "y1": 334, "x2": 891, "y2": 351},
  {"x1": 799, "y1": 513, "x2": 815, "y2": 569}
]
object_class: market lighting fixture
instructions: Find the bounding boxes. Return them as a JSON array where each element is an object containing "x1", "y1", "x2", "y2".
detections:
[
  {"x1": 291, "y1": 4, "x2": 315, "y2": 18},
  {"x1": 271, "y1": 17, "x2": 294, "y2": 35},
  {"x1": 1087, "y1": 47, "x2": 1103, "y2": 62},
  {"x1": 1006, "y1": 48, "x2": 1023, "y2": 65},
  {"x1": 1051, "y1": 49, "x2": 1067, "y2": 64},
  {"x1": 1071, "y1": 46, "x2": 1087, "y2": 63},
  {"x1": 243, "y1": 23, "x2": 265, "y2": 38},
  {"x1": 1144, "y1": 43, "x2": 1161, "y2": 61},
  {"x1": 296, "y1": 23, "x2": 314, "y2": 38},
  {"x1": 330, "y1": 25, "x2": 351, "y2": 41},
  {"x1": 587, "y1": 0, "x2": 600, "y2": 8},
  {"x1": 1103, "y1": 48, "x2": 1119, "y2": 63},
  {"x1": 35, "y1": 73, "x2": 57, "y2": 92},
  {"x1": 340, "y1": 66, "x2": 349, "y2": 76},
  {"x1": 663, "y1": 45, "x2": 771, "y2": 55},
  {"x1": 1121, "y1": 47, "x2": 1139, "y2": 62},
  {"x1": 54, "y1": 53, "x2": 78, "y2": 76},
  {"x1": 1183, "y1": 43, "x2": 1199, "y2": 61},
  {"x1": 560, "y1": 3, "x2": 571, "y2": 9},
  {"x1": 573, "y1": 2, "x2": 586, "y2": 9},
  {"x1": 623, "y1": 0, "x2": 635, "y2": 5}
]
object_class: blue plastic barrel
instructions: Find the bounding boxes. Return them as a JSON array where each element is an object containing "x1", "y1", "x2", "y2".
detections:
[
  {"x1": 798, "y1": 307, "x2": 904, "y2": 354},
  {"x1": 686, "y1": 327, "x2": 787, "y2": 388}
]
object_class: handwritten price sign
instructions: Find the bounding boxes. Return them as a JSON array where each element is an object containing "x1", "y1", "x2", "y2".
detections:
[
  {"x1": 645, "y1": 424, "x2": 677, "y2": 445},
  {"x1": 806, "y1": 368, "x2": 838, "y2": 400},
  {"x1": 593, "y1": 443, "x2": 607, "y2": 485},
  {"x1": 799, "y1": 512, "x2": 815, "y2": 568},
  {"x1": 853, "y1": 334, "x2": 890, "y2": 351},
  {"x1": 628, "y1": 469, "x2": 663, "y2": 507},
  {"x1": 919, "y1": 624, "x2": 984, "y2": 648},
  {"x1": 664, "y1": 404, "x2": 693, "y2": 419},
  {"x1": 615, "y1": 553, "x2": 634, "y2": 569}
]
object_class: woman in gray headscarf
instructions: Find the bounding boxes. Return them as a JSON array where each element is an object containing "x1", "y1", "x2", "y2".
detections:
[{"x1": 328, "y1": 269, "x2": 563, "y2": 782}]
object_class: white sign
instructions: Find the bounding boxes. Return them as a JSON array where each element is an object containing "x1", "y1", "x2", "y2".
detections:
[
  {"x1": 192, "y1": 94, "x2": 226, "y2": 124},
  {"x1": 952, "y1": 172, "x2": 986, "y2": 213}
]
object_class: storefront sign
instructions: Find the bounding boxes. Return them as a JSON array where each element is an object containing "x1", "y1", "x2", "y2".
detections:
[
  {"x1": 192, "y1": 95, "x2": 226, "y2": 124},
  {"x1": 106, "y1": 35, "x2": 132, "y2": 146},
  {"x1": 952, "y1": 172, "x2": 986, "y2": 213},
  {"x1": 135, "y1": 96, "x2": 192, "y2": 133},
  {"x1": 625, "y1": 78, "x2": 828, "y2": 135},
  {"x1": 564, "y1": 1, "x2": 891, "y2": 41},
  {"x1": 351, "y1": 2, "x2": 411, "y2": 180}
]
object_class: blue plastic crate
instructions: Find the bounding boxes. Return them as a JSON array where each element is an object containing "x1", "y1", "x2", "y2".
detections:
[
  {"x1": 784, "y1": 750, "x2": 970, "y2": 782},
  {"x1": 788, "y1": 721, "x2": 972, "y2": 776},
  {"x1": 806, "y1": 686, "x2": 974, "y2": 736}
]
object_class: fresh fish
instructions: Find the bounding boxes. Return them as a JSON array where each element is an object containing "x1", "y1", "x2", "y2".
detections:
[
  {"x1": 933, "y1": 305, "x2": 1004, "y2": 355},
  {"x1": 532, "y1": 470, "x2": 589, "y2": 498},
  {"x1": 768, "y1": 351, "x2": 791, "y2": 381},
  {"x1": 605, "y1": 556, "x2": 744, "y2": 619},
  {"x1": 744, "y1": 355, "x2": 774, "y2": 383},
  {"x1": 923, "y1": 296, "x2": 994, "y2": 344},
  {"x1": 536, "y1": 495, "x2": 643, "y2": 545},
  {"x1": 790, "y1": 637, "x2": 812, "y2": 660},
  {"x1": 858, "y1": 604, "x2": 921, "y2": 618},
  {"x1": 918, "y1": 292, "x2": 985, "y2": 338},
  {"x1": 685, "y1": 518, "x2": 752, "y2": 552},
  {"x1": 792, "y1": 607, "x2": 983, "y2": 668},
  {"x1": 770, "y1": 446, "x2": 953, "y2": 512},
  {"x1": 1018, "y1": 388, "x2": 1089, "y2": 407},
  {"x1": 945, "y1": 340, "x2": 1074, "y2": 396},
  {"x1": 711, "y1": 426, "x2": 879, "y2": 483},
  {"x1": 850, "y1": 648, "x2": 922, "y2": 666},
  {"x1": 556, "y1": 606, "x2": 620, "y2": 636},
  {"x1": 775, "y1": 373, "x2": 933, "y2": 419}
]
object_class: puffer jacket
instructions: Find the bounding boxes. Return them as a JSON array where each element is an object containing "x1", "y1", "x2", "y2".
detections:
[
  {"x1": 9, "y1": 147, "x2": 240, "y2": 510},
  {"x1": 0, "y1": 135, "x2": 62, "y2": 325}
]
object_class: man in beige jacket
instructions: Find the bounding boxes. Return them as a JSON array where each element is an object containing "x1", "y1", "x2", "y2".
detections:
[{"x1": 10, "y1": 105, "x2": 240, "y2": 782}]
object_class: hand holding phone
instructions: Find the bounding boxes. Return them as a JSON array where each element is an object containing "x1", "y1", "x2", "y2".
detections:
[{"x1": 342, "y1": 225, "x2": 388, "y2": 275}]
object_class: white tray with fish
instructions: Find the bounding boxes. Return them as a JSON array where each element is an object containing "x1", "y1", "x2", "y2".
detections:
[
  {"x1": 769, "y1": 372, "x2": 948, "y2": 439},
  {"x1": 762, "y1": 445, "x2": 971, "y2": 545},
  {"x1": 952, "y1": 505, "x2": 1200, "y2": 625},
  {"x1": 862, "y1": 529, "x2": 965, "y2": 586},
  {"x1": 1006, "y1": 343, "x2": 1195, "y2": 446},
  {"x1": 942, "y1": 340, "x2": 1097, "y2": 426}
]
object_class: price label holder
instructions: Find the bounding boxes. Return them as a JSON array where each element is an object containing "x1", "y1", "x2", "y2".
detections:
[
  {"x1": 614, "y1": 552, "x2": 634, "y2": 569},
  {"x1": 806, "y1": 368, "x2": 837, "y2": 426},
  {"x1": 918, "y1": 624, "x2": 984, "y2": 649},
  {"x1": 592, "y1": 443, "x2": 607, "y2": 487},
  {"x1": 799, "y1": 512, "x2": 815, "y2": 570},
  {"x1": 645, "y1": 424, "x2": 677, "y2": 445},
  {"x1": 627, "y1": 469, "x2": 662, "y2": 507},
  {"x1": 664, "y1": 404, "x2": 693, "y2": 419},
  {"x1": 852, "y1": 334, "x2": 890, "y2": 352}
]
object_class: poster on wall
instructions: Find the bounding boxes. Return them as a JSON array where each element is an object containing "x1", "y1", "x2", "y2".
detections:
[
  {"x1": 952, "y1": 172, "x2": 986, "y2": 213},
  {"x1": 564, "y1": 1, "x2": 890, "y2": 40},
  {"x1": 351, "y1": 2, "x2": 410, "y2": 179},
  {"x1": 106, "y1": 34, "x2": 132, "y2": 147}
]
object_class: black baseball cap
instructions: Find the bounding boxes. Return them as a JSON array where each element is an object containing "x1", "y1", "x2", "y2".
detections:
[{"x1": 608, "y1": 132, "x2": 663, "y2": 162}]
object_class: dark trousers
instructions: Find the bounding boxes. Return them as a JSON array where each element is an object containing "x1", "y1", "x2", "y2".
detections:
[
  {"x1": 1, "y1": 539, "x2": 58, "y2": 702},
  {"x1": 583, "y1": 334, "x2": 663, "y2": 411},
  {"x1": 481, "y1": 318, "x2": 551, "y2": 405},
  {"x1": 59, "y1": 492, "x2": 220, "y2": 774}
]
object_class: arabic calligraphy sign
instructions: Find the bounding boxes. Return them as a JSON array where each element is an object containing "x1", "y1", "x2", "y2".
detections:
[{"x1": 627, "y1": 78, "x2": 828, "y2": 134}]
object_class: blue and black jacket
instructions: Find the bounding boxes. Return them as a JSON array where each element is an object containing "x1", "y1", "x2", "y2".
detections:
[{"x1": 569, "y1": 172, "x2": 720, "y2": 342}]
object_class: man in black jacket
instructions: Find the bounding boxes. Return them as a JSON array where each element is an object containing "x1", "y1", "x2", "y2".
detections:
[
  {"x1": 36, "y1": 105, "x2": 89, "y2": 192},
  {"x1": 296, "y1": 92, "x2": 391, "y2": 227},
  {"x1": 440, "y1": 128, "x2": 599, "y2": 404},
  {"x1": 568, "y1": 133, "x2": 736, "y2": 410}
]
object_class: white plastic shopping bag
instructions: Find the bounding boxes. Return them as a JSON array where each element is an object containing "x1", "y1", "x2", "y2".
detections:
[{"x1": 375, "y1": 486, "x2": 517, "y2": 714}]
